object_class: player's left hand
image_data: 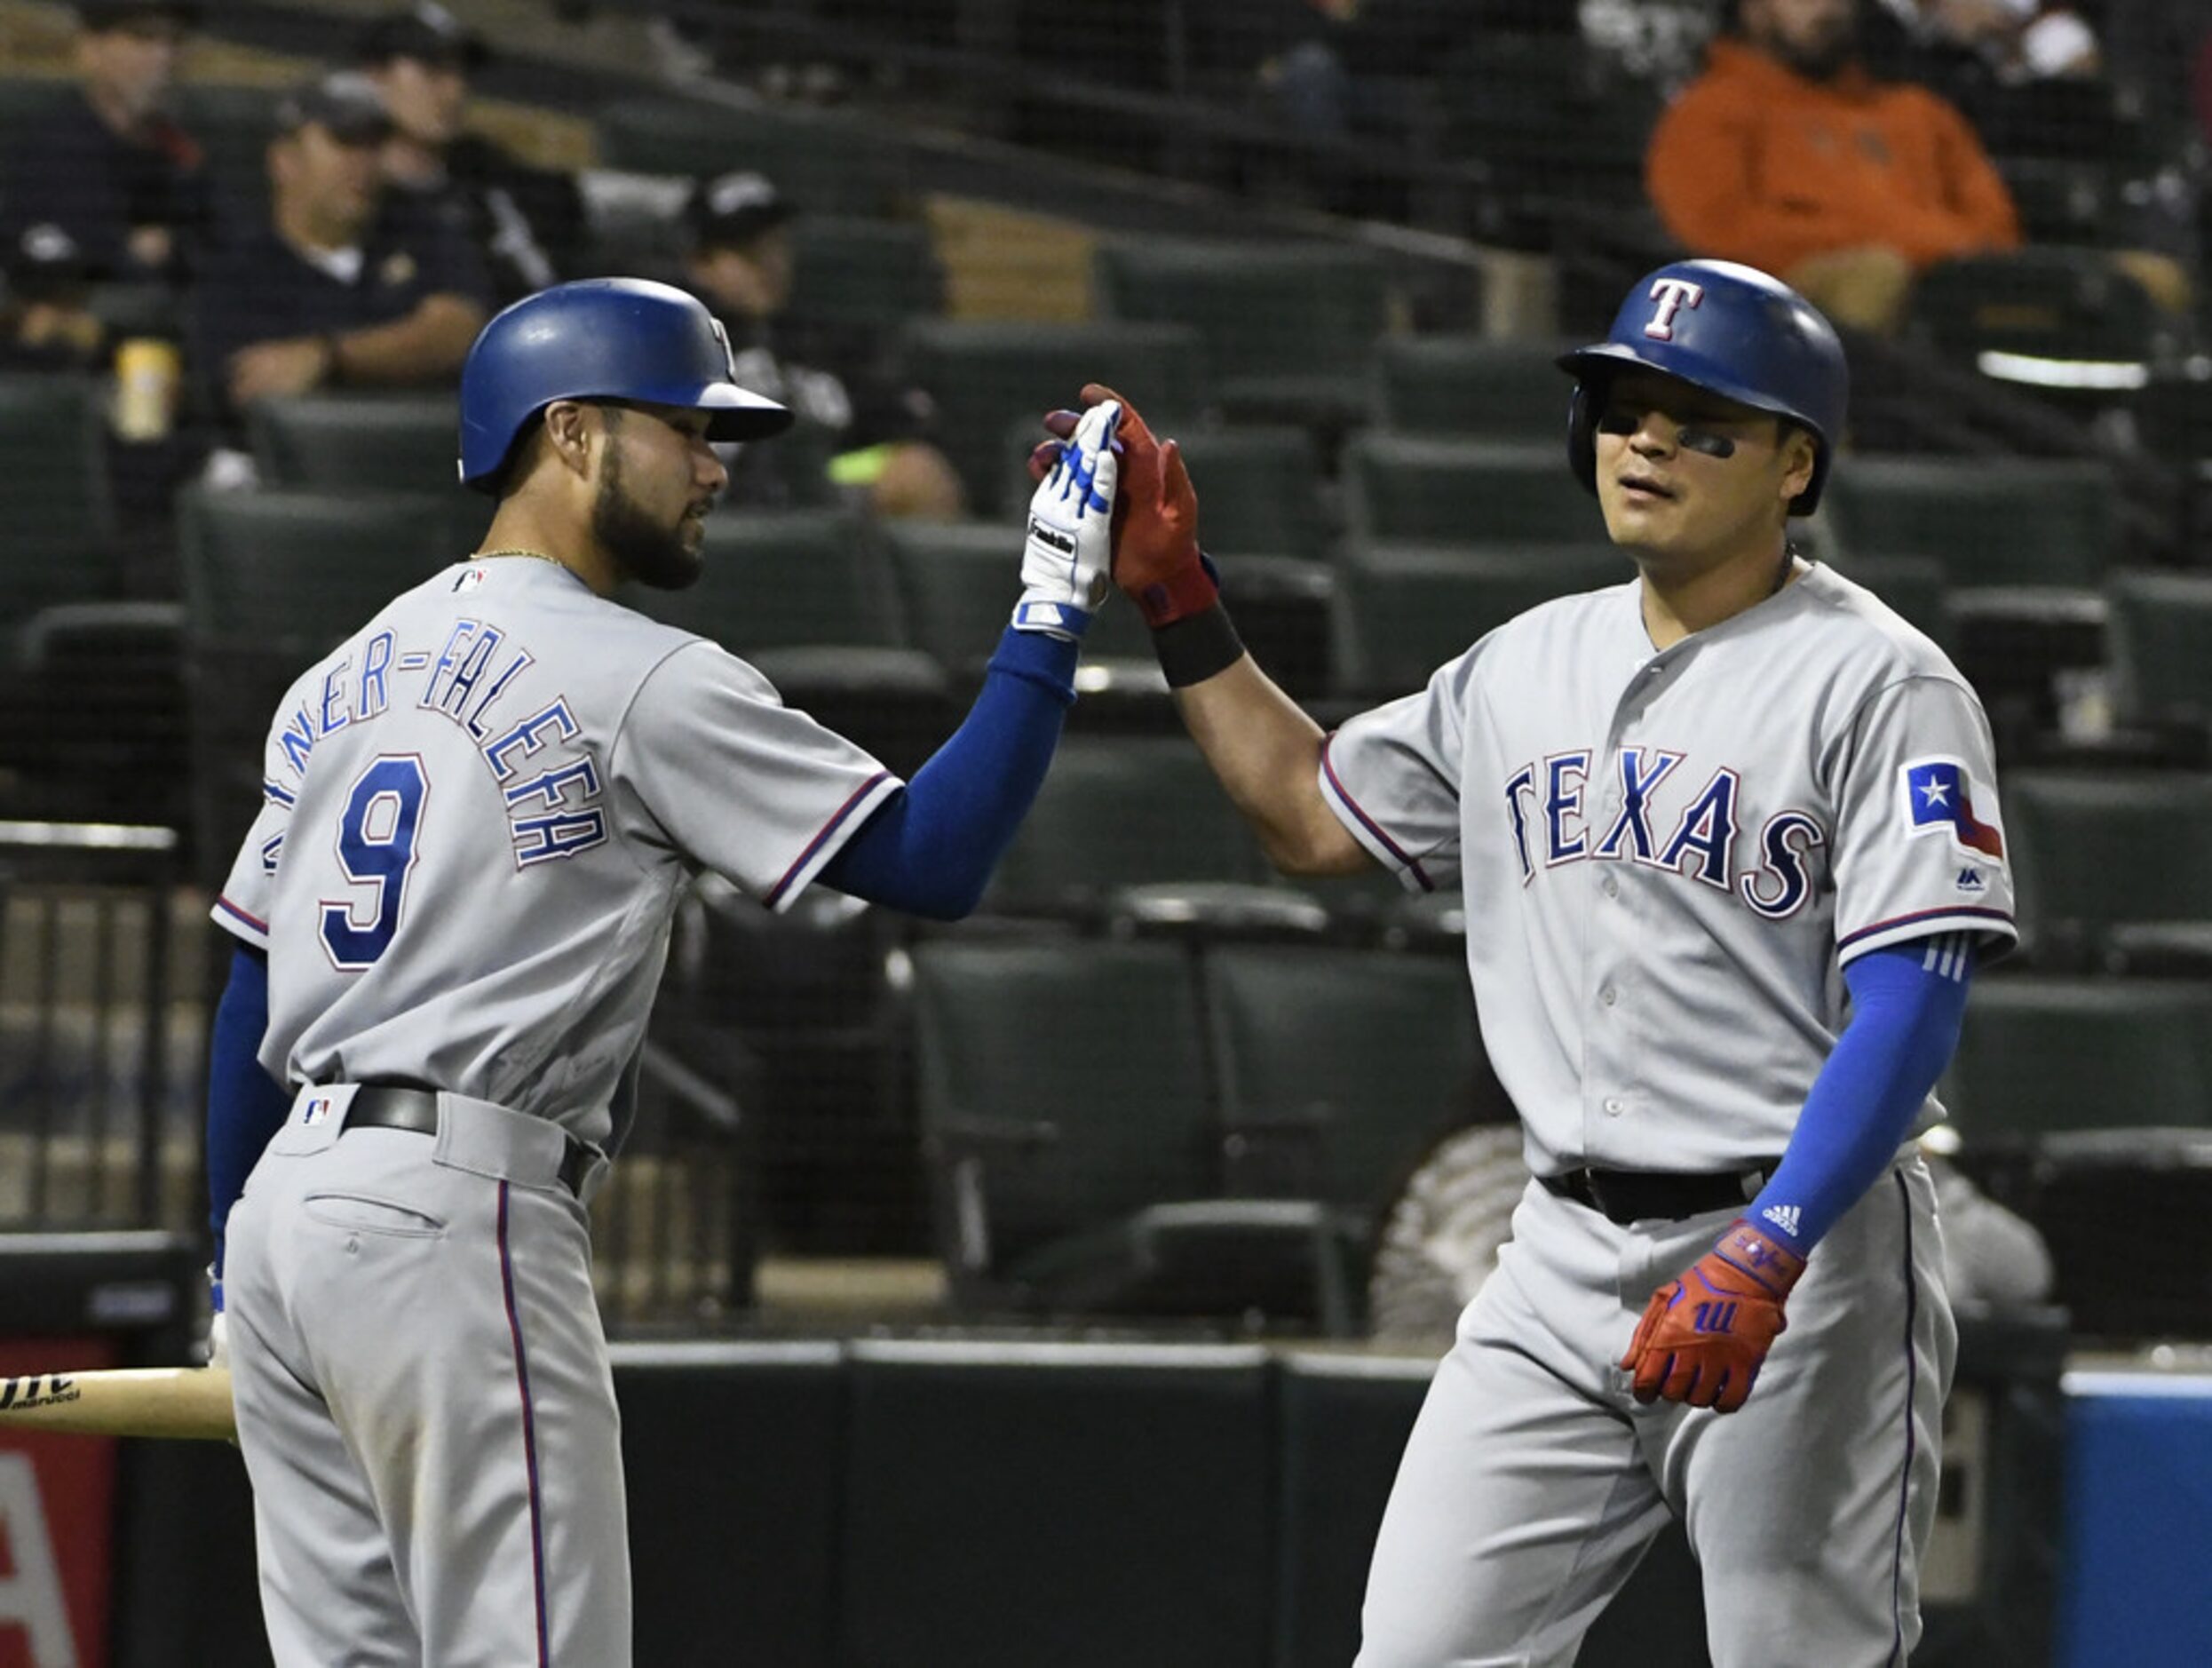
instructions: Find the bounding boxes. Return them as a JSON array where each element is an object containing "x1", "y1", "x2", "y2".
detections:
[
  {"x1": 1012, "y1": 398, "x2": 1120, "y2": 639},
  {"x1": 1618, "y1": 1218, "x2": 1805, "y2": 1414}
]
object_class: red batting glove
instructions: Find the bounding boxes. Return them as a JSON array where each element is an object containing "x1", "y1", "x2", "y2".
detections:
[
  {"x1": 1618, "y1": 1219, "x2": 1806, "y2": 1415},
  {"x1": 1033, "y1": 384, "x2": 1217, "y2": 629}
]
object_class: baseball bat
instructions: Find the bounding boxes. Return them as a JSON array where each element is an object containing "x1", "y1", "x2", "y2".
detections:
[{"x1": 0, "y1": 1367, "x2": 235, "y2": 1442}]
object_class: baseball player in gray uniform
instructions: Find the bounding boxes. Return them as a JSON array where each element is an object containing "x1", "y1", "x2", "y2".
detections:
[
  {"x1": 201, "y1": 276, "x2": 1122, "y2": 1664},
  {"x1": 1063, "y1": 258, "x2": 2014, "y2": 1664}
]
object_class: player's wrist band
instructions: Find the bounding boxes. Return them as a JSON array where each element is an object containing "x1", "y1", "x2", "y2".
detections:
[{"x1": 1151, "y1": 603, "x2": 1244, "y2": 688}]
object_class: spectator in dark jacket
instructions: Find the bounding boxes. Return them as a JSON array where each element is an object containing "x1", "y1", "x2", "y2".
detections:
[
  {"x1": 191, "y1": 71, "x2": 491, "y2": 454},
  {"x1": 0, "y1": 1, "x2": 210, "y2": 291},
  {"x1": 355, "y1": 3, "x2": 587, "y2": 306}
]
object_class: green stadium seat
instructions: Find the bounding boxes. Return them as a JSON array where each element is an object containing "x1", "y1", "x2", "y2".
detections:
[
  {"x1": 988, "y1": 736, "x2": 1270, "y2": 915},
  {"x1": 1094, "y1": 239, "x2": 1393, "y2": 422},
  {"x1": 1943, "y1": 977, "x2": 2212, "y2": 1140},
  {"x1": 910, "y1": 939, "x2": 1361, "y2": 1324},
  {"x1": 594, "y1": 95, "x2": 908, "y2": 217},
  {"x1": 2002, "y1": 771, "x2": 2212, "y2": 967},
  {"x1": 636, "y1": 508, "x2": 901, "y2": 652},
  {"x1": 1908, "y1": 250, "x2": 2166, "y2": 390},
  {"x1": 789, "y1": 216, "x2": 941, "y2": 334},
  {"x1": 1344, "y1": 434, "x2": 1598, "y2": 545},
  {"x1": 840, "y1": 1341, "x2": 1273, "y2": 1668},
  {"x1": 1333, "y1": 542, "x2": 1628, "y2": 696},
  {"x1": 900, "y1": 318, "x2": 1207, "y2": 517},
  {"x1": 2106, "y1": 571, "x2": 2212, "y2": 735},
  {"x1": 178, "y1": 486, "x2": 459, "y2": 656},
  {"x1": 1821, "y1": 457, "x2": 2118, "y2": 590},
  {"x1": 247, "y1": 392, "x2": 464, "y2": 495},
  {"x1": 0, "y1": 375, "x2": 122, "y2": 639},
  {"x1": 881, "y1": 518, "x2": 1154, "y2": 676},
  {"x1": 1373, "y1": 335, "x2": 1579, "y2": 441},
  {"x1": 1202, "y1": 946, "x2": 1478, "y2": 1213}
]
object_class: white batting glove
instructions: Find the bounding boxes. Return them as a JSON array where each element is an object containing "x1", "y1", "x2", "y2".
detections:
[{"x1": 1012, "y1": 399, "x2": 1121, "y2": 639}]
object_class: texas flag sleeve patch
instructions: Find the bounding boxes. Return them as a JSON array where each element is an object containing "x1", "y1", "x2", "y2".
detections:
[{"x1": 1899, "y1": 757, "x2": 2006, "y2": 861}]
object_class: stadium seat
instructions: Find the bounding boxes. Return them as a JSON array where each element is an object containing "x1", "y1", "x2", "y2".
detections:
[
  {"x1": 1821, "y1": 457, "x2": 2119, "y2": 590},
  {"x1": 789, "y1": 216, "x2": 942, "y2": 334},
  {"x1": 1093, "y1": 239, "x2": 1393, "y2": 423},
  {"x1": 1333, "y1": 542, "x2": 1628, "y2": 696},
  {"x1": 881, "y1": 518, "x2": 1154, "y2": 676},
  {"x1": 637, "y1": 508, "x2": 901, "y2": 651},
  {"x1": 898, "y1": 319, "x2": 1207, "y2": 517},
  {"x1": 1344, "y1": 434, "x2": 1598, "y2": 546},
  {"x1": 2106, "y1": 571, "x2": 2212, "y2": 736},
  {"x1": 909, "y1": 939, "x2": 1362, "y2": 1325},
  {"x1": 1202, "y1": 946, "x2": 1479, "y2": 1212},
  {"x1": 1943, "y1": 977, "x2": 2212, "y2": 1141},
  {"x1": 177, "y1": 487, "x2": 460, "y2": 658},
  {"x1": 0, "y1": 375, "x2": 122, "y2": 632},
  {"x1": 1908, "y1": 250, "x2": 2168, "y2": 394},
  {"x1": 594, "y1": 95, "x2": 909, "y2": 217},
  {"x1": 247, "y1": 393, "x2": 464, "y2": 495},
  {"x1": 173, "y1": 83, "x2": 287, "y2": 203},
  {"x1": 1372, "y1": 334, "x2": 1580, "y2": 441},
  {"x1": 840, "y1": 1340, "x2": 1273, "y2": 1668},
  {"x1": 987, "y1": 736, "x2": 1270, "y2": 915},
  {"x1": 2002, "y1": 771, "x2": 2212, "y2": 968}
]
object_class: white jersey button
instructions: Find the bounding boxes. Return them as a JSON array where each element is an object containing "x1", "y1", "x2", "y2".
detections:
[
  {"x1": 1599, "y1": 986, "x2": 1617, "y2": 1006},
  {"x1": 1602, "y1": 876, "x2": 1619, "y2": 899},
  {"x1": 1602, "y1": 1096, "x2": 1624, "y2": 1116}
]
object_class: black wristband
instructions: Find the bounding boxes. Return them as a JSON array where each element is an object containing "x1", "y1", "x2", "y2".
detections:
[{"x1": 1151, "y1": 603, "x2": 1245, "y2": 688}]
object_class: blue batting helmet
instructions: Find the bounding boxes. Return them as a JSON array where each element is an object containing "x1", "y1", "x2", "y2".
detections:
[
  {"x1": 457, "y1": 277, "x2": 793, "y2": 493},
  {"x1": 1557, "y1": 258, "x2": 1847, "y2": 515}
]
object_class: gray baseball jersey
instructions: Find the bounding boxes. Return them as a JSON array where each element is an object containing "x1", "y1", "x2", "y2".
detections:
[
  {"x1": 213, "y1": 555, "x2": 900, "y2": 1147},
  {"x1": 1320, "y1": 562, "x2": 2017, "y2": 1176},
  {"x1": 1325, "y1": 563, "x2": 2010, "y2": 1666},
  {"x1": 211, "y1": 554, "x2": 897, "y2": 1665}
]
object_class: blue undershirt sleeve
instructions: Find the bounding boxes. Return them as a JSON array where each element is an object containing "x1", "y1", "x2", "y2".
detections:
[
  {"x1": 1744, "y1": 933, "x2": 1978, "y2": 1256},
  {"x1": 818, "y1": 625, "x2": 1078, "y2": 919},
  {"x1": 206, "y1": 943, "x2": 293, "y2": 1275}
]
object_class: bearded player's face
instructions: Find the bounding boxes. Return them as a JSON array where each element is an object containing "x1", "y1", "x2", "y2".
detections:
[{"x1": 591, "y1": 402, "x2": 725, "y2": 591}]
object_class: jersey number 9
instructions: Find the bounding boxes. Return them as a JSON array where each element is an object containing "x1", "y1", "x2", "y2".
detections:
[{"x1": 320, "y1": 755, "x2": 429, "y2": 970}]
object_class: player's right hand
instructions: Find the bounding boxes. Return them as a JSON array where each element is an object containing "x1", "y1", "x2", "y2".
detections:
[
  {"x1": 1013, "y1": 399, "x2": 1121, "y2": 640},
  {"x1": 1036, "y1": 384, "x2": 1217, "y2": 630}
]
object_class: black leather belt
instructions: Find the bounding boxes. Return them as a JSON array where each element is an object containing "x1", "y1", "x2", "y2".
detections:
[
  {"x1": 1539, "y1": 1164, "x2": 1774, "y2": 1226},
  {"x1": 346, "y1": 1085, "x2": 595, "y2": 1199}
]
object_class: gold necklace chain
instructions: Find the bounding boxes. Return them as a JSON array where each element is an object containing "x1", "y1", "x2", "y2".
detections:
[{"x1": 475, "y1": 548, "x2": 569, "y2": 570}]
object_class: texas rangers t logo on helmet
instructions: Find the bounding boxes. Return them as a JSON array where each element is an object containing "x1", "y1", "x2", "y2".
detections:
[{"x1": 1645, "y1": 277, "x2": 1705, "y2": 341}]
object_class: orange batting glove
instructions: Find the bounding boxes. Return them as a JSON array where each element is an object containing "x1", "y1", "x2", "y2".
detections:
[
  {"x1": 1619, "y1": 1219, "x2": 1806, "y2": 1415},
  {"x1": 1032, "y1": 383, "x2": 1217, "y2": 628}
]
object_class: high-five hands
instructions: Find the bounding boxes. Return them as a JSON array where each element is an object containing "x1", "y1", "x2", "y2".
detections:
[
  {"x1": 1013, "y1": 399, "x2": 1121, "y2": 640},
  {"x1": 1618, "y1": 1219, "x2": 1806, "y2": 1415},
  {"x1": 1034, "y1": 384, "x2": 1218, "y2": 629}
]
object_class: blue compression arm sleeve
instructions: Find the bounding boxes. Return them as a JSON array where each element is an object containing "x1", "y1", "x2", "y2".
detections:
[
  {"x1": 206, "y1": 944, "x2": 293, "y2": 1273},
  {"x1": 819, "y1": 625, "x2": 1078, "y2": 919},
  {"x1": 1744, "y1": 934, "x2": 1977, "y2": 1256}
]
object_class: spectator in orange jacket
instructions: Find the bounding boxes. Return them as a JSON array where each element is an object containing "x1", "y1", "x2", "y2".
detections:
[{"x1": 1645, "y1": 0, "x2": 2020, "y2": 331}]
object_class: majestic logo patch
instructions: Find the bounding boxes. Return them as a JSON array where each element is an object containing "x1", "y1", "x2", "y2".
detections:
[
  {"x1": 1955, "y1": 867, "x2": 1986, "y2": 893},
  {"x1": 1899, "y1": 758, "x2": 2005, "y2": 862}
]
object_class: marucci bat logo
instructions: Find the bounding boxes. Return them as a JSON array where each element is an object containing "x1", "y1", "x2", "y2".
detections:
[{"x1": 0, "y1": 1375, "x2": 79, "y2": 1412}]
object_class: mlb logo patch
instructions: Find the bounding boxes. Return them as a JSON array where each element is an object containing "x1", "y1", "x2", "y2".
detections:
[
  {"x1": 300, "y1": 1095, "x2": 335, "y2": 1127},
  {"x1": 451, "y1": 566, "x2": 488, "y2": 593},
  {"x1": 1899, "y1": 758, "x2": 2005, "y2": 861}
]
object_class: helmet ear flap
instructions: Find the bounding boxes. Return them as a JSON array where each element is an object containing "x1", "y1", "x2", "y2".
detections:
[{"x1": 1565, "y1": 380, "x2": 1602, "y2": 499}]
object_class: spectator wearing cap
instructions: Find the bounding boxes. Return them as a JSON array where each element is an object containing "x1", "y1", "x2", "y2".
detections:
[
  {"x1": 0, "y1": 2, "x2": 210, "y2": 291},
  {"x1": 683, "y1": 171, "x2": 963, "y2": 520},
  {"x1": 356, "y1": 3, "x2": 586, "y2": 307},
  {"x1": 0, "y1": 225, "x2": 106, "y2": 373},
  {"x1": 190, "y1": 71, "x2": 492, "y2": 442}
]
